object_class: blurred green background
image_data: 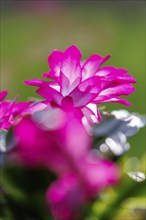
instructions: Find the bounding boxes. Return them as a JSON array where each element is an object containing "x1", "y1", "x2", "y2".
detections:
[{"x1": 1, "y1": 0, "x2": 145, "y2": 157}]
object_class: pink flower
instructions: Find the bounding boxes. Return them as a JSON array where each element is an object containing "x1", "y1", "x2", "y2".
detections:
[
  {"x1": 25, "y1": 45, "x2": 136, "y2": 125},
  {"x1": 13, "y1": 107, "x2": 90, "y2": 172},
  {"x1": 13, "y1": 106, "x2": 120, "y2": 220},
  {"x1": 0, "y1": 91, "x2": 31, "y2": 130},
  {"x1": 46, "y1": 174, "x2": 86, "y2": 220},
  {"x1": 46, "y1": 158, "x2": 119, "y2": 220}
]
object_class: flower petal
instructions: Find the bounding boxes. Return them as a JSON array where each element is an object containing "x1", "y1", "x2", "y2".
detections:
[
  {"x1": 46, "y1": 174, "x2": 86, "y2": 220},
  {"x1": 82, "y1": 54, "x2": 110, "y2": 80},
  {"x1": 79, "y1": 157, "x2": 120, "y2": 196},
  {"x1": 60, "y1": 72, "x2": 81, "y2": 96},
  {"x1": 48, "y1": 50, "x2": 64, "y2": 78},
  {"x1": 20, "y1": 101, "x2": 48, "y2": 116},
  {"x1": 60, "y1": 45, "x2": 82, "y2": 95},
  {"x1": 99, "y1": 83, "x2": 135, "y2": 97},
  {"x1": 70, "y1": 76, "x2": 101, "y2": 107},
  {"x1": 82, "y1": 104, "x2": 99, "y2": 127},
  {"x1": 13, "y1": 101, "x2": 33, "y2": 117},
  {"x1": 37, "y1": 85, "x2": 63, "y2": 104},
  {"x1": 0, "y1": 90, "x2": 8, "y2": 101},
  {"x1": 97, "y1": 66, "x2": 136, "y2": 83},
  {"x1": 94, "y1": 95, "x2": 132, "y2": 106},
  {"x1": 24, "y1": 78, "x2": 45, "y2": 87}
]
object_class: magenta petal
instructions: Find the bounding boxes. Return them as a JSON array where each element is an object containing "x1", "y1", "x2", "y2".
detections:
[
  {"x1": 62, "y1": 113, "x2": 90, "y2": 160},
  {"x1": 60, "y1": 72, "x2": 81, "y2": 96},
  {"x1": 42, "y1": 70, "x2": 59, "y2": 81},
  {"x1": 70, "y1": 76, "x2": 101, "y2": 107},
  {"x1": 48, "y1": 50, "x2": 63, "y2": 69},
  {"x1": 13, "y1": 101, "x2": 32, "y2": 117},
  {"x1": 14, "y1": 107, "x2": 90, "y2": 174},
  {"x1": 94, "y1": 95, "x2": 132, "y2": 106},
  {"x1": 97, "y1": 67, "x2": 136, "y2": 83},
  {"x1": 14, "y1": 117, "x2": 52, "y2": 167},
  {"x1": 0, "y1": 121, "x2": 12, "y2": 130},
  {"x1": 78, "y1": 76, "x2": 101, "y2": 92},
  {"x1": 104, "y1": 74, "x2": 136, "y2": 84},
  {"x1": 70, "y1": 88, "x2": 97, "y2": 107},
  {"x1": 0, "y1": 96, "x2": 30, "y2": 130},
  {"x1": 48, "y1": 50, "x2": 64, "y2": 78},
  {"x1": 18, "y1": 101, "x2": 47, "y2": 116},
  {"x1": 82, "y1": 104, "x2": 99, "y2": 127},
  {"x1": 46, "y1": 174, "x2": 86, "y2": 220},
  {"x1": 3, "y1": 97, "x2": 17, "y2": 118},
  {"x1": 0, "y1": 90, "x2": 8, "y2": 101},
  {"x1": 113, "y1": 73, "x2": 136, "y2": 83},
  {"x1": 14, "y1": 115, "x2": 69, "y2": 170},
  {"x1": 60, "y1": 72, "x2": 70, "y2": 96},
  {"x1": 111, "y1": 70, "x2": 136, "y2": 84},
  {"x1": 97, "y1": 66, "x2": 122, "y2": 77},
  {"x1": 82, "y1": 103, "x2": 102, "y2": 130},
  {"x1": 96, "y1": 66, "x2": 125, "y2": 77},
  {"x1": 82, "y1": 54, "x2": 110, "y2": 80},
  {"x1": 37, "y1": 85, "x2": 63, "y2": 104},
  {"x1": 60, "y1": 45, "x2": 82, "y2": 95},
  {"x1": 42, "y1": 72, "x2": 50, "y2": 78},
  {"x1": 0, "y1": 101, "x2": 12, "y2": 130},
  {"x1": 24, "y1": 79, "x2": 45, "y2": 87},
  {"x1": 99, "y1": 83, "x2": 135, "y2": 96},
  {"x1": 80, "y1": 157, "x2": 120, "y2": 196}
]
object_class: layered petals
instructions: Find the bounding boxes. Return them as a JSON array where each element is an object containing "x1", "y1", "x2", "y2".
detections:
[
  {"x1": 70, "y1": 76, "x2": 101, "y2": 107},
  {"x1": 0, "y1": 91, "x2": 31, "y2": 130},
  {"x1": 97, "y1": 66, "x2": 136, "y2": 83},
  {"x1": 24, "y1": 45, "x2": 136, "y2": 125},
  {"x1": 93, "y1": 83, "x2": 135, "y2": 107},
  {"x1": 82, "y1": 54, "x2": 110, "y2": 81},
  {"x1": 37, "y1": 84, "x2": 63, "y2": 105},
  {"x1": 97, "y1": 83, "x2": 135, "y2": 98}
]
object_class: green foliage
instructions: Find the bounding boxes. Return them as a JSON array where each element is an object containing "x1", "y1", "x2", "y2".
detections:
[{"x1": 0, "y1": 165, "x2": 56, "y2": 220}]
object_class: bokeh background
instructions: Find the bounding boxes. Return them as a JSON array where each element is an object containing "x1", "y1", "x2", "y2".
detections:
[{"x1": 1, "y1": 0, "x2": 145, "y2": 157}]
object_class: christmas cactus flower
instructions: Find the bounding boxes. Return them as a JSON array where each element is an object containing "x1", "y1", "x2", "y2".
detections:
[
  {"x1": 2, "y1": 44, "x2": 145, "y2": 220},
  {"x1": 13, "y1": 106, "x2": 91, "y2": 171},
  {"x1": 25, "y1": 45, "x2": 136, "y2": 126},
  {"x1": 0, "y1": 90, "x2": 31, "y2": 130},
  {"x1": 13, "y1": 105, "x2": 120, "y2": 220},
  {"x1": 46, "y1": 158, "x2": 119, "y2": 220}
]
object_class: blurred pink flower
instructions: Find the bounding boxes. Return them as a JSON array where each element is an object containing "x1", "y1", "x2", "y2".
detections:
[
  {"x1": 25, "y1": 45, "x2": 136, "y2": 125},
  {"x1": 46, "y1": 158, "x2": 119, "y2": 220},
  {"x1": 46, "y1": 174, "x2": 86, "y2": 220},
  {"x1": 13, "y1": 107, "x2": 90, "y2": 172},
  {"x1": 0, "y1": 91, "x2": 31, "y2": 130},
  {"x1": 13, "y1": 106, "x2": 120, "y2": 220}
]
